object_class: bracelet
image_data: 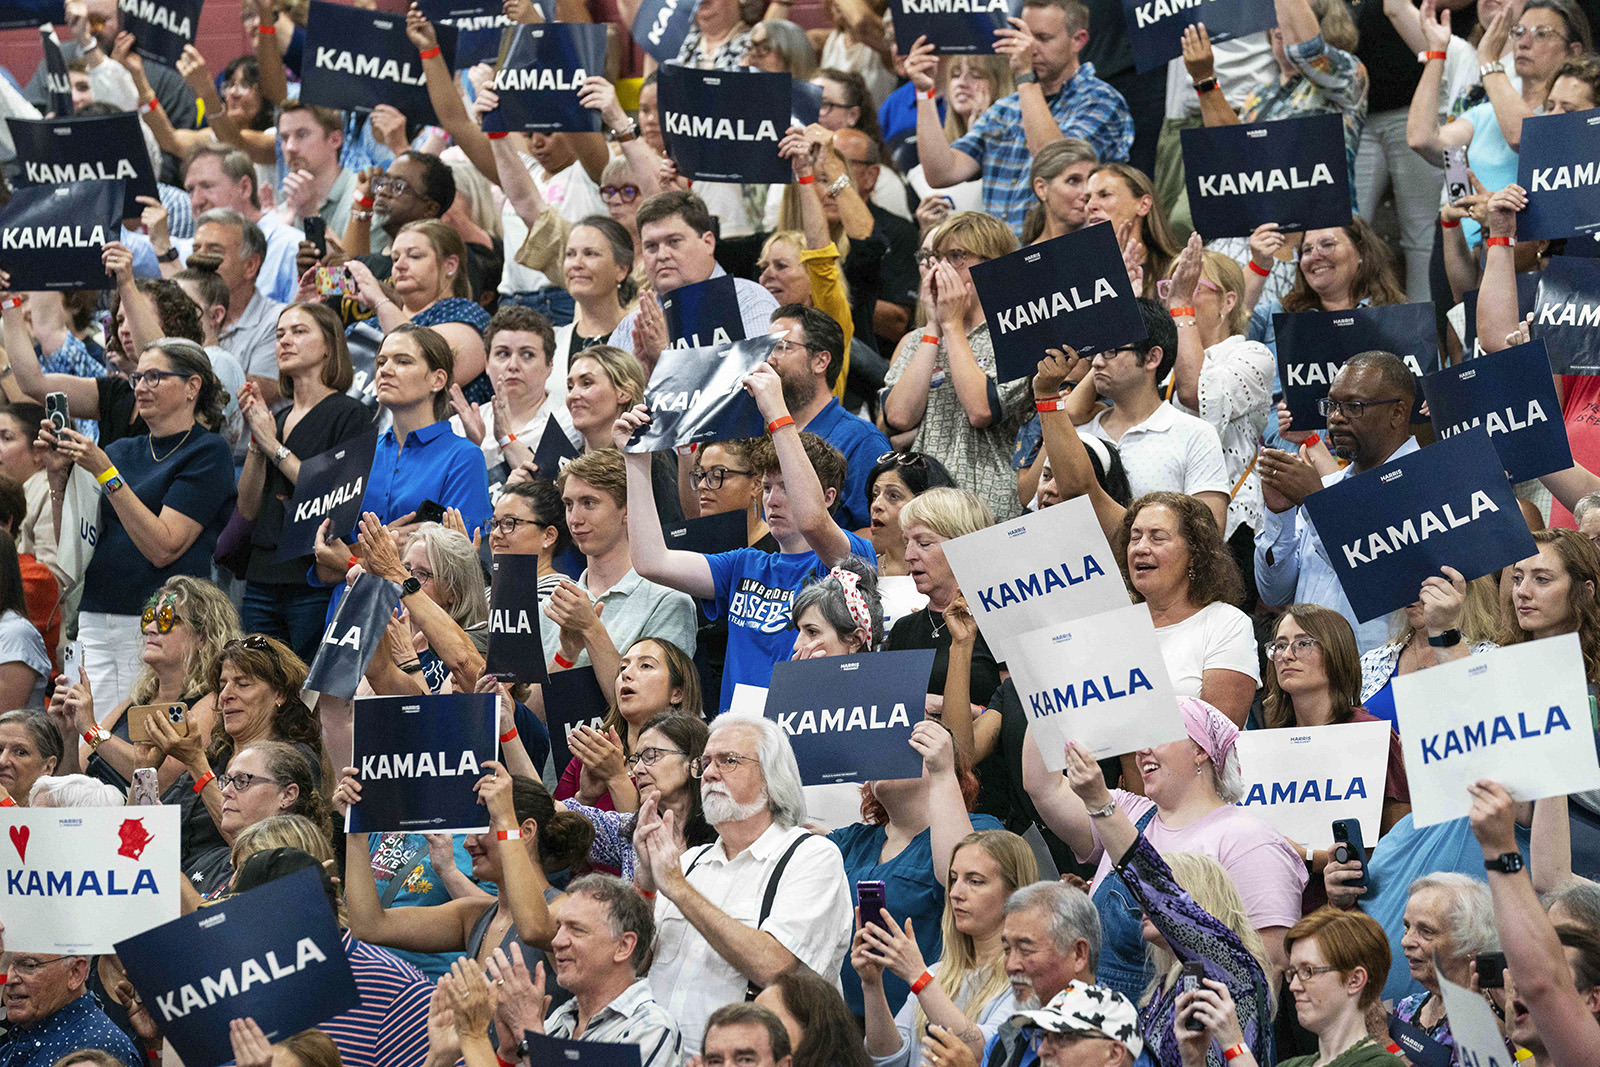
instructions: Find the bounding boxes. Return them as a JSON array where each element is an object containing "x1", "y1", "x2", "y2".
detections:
[
  {"x1": 139, "y1": 97, "x2": 160, "y2": 114},
  {"x1": 920, "y1": 333, "x2": 940, "y2": 346},
  {"x1": 349, "y1": 209, "x2": 372, "y2": 221},
  {"x1": 797, "y1": 174, "x2": 815, "y2": 184},
  {"x1": 1420, "y1": 49, "x2": 1446, "y2": 61},
  {"x1": 920, "y1": 87, "x2": 936, "y2": 100},
  {"x1": 0, "y1": 296, "x2": 22, "y2": 312},
  {"x1": 1303, "y1": 432, "x2": 1321, "y2": 448},
  {"x1": 347, "y1": 555, "x2": 360, "y2": 569},
  {"x1": 553, "y1": 652, "x2": 575, "y2": 669},
  {"x1": 1035, "y1": 397, "x2": 1070, "y2": 413},
  {"x1": 1169, "y1": 306, "x2": 1196, "y2": 318},
  {"x1": 0, "y1": 795, "x2": 13, "y2": 808},
  {"x1": 767, "y1": 415, "x2": 795, "y2": 434},
  {"x1": 192, "y1": 770, "x2": 216, "y2": 793},
  {"x1": 1223, "y1": 1046, "x2": 1248, "y2": 1062},
  {"x1": 257, "y1": 22, "x2": 275, "y2": 33},
  {"x1": 357, "y1": 195, "x2": 374, "y2": 209},
  {"x1": 398, "y1": 661, "x2": 423, "y2": 674},
  {"x1": 1441, "y1": 216, "x2": 1461, "y2": 229},
  {"x1": 1247, "y1": 259, "x2": 1271, "y2": 277},
  {"x1": 1486, "y1": 235, "x2": 1514, "y2": 247},
  {"x1": 496, "y1": 828, "x2": 523, "y2": 841},
  {"x1": 910, "y1": 970, "x2": 935, "y2": 994},
  {"x1": 418, "y1": 45, "x2": 442, "y2": 59},
  {"x1": 499, "y1": 726, "x2": 519, "y2": 743},
  {"x1": 95, "y1": 465, "x2": 121, "y2": 487},
  {"x1": 83, "y1": 725, "x2": 110, "y2": 749}
]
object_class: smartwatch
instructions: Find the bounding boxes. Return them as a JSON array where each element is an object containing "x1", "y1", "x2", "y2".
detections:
[
  {"x1": 156, "y1": 246, "x2": 181, "y2": 263},
  {"x1": 102, "y1": 473, "x2": 125, "y2": 495},
  {"x1": 1427, "y1": 628, "x2": 1462, "y2": 648},
  {"x1": 400, "y1": 576, "x2": 423, "y2": 598},
  {"x1": 1193, "y1": 76, "x2": 1219, "y2": 94},
  {"x1": 1485, "y1": 852, "x2": 1524, "y2": 874}
]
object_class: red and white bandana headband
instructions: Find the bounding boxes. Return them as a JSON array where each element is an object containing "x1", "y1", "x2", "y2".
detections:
[{"x1": 829, "y1": 567, "x2": 872, "y2": 639}]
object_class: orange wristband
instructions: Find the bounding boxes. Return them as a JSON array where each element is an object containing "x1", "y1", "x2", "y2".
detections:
[
  {"x1": 1422, "y1": 49, "x2": 1446, "y2": 60},
  {"x1": 1169, "y1": 306, "x2": 1196, "y2": 318},
  {"x1": 1486, "y1": 236, "x2": 1514, "y2": 247},
  {"x1": 797, "y1": 174, "x2": 815, "y2": 184},
  {"x1": 496, "y1": 829, "x2": 523, "y2": 841},
  {"x1": 1248, "y1": 259, "x2": 1271, "y2": 277},
  {"x1": 921, "y1": 87, "x2": 936, "y2": 100},
  {"x1": 910, "y1": 970, "x2": 935, "y2": 994},
  {"x1": 1036, "y1": 397, "x2": 1070, "y2": 413},
  {"x1": 193, "y1": 770, "x2": 216, "y2": 793},
  {"x1": 1304, "y1": 432, "x2": 1321, "y2": 448},
  {"x1": 1223, "y1": 1046, "x2": 1248, "y2": 1062},
  {"x1": 419, "y1": 46, "x2": 441, "y2": 59},
  {"x1": 0, "y1": 795, "x2": 14, "y2": 808},
  {"x1": 920, "y1": 334, "x2": 939, "y2": 346},
  {"x1": 139, "y1": 98, "x2": 160, "y2": 114},
  {"x1": 767, "y1": 415, "x2": 795, "y2": 434}
]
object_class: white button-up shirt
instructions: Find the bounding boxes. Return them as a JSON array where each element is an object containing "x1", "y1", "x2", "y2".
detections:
[{"x1": 649, "y1": 822, "x2": 853, "y2": 1055}]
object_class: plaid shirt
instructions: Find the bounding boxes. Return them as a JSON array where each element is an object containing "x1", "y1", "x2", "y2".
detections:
[{"x1": 952, "y1": 61, "x2": 1133, "y2": 236}]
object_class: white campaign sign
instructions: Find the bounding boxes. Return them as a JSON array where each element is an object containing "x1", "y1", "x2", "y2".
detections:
[
  {"x1": 1438, "y1": 970, "x2": 1515, "y2": 1067},
  {"x1": 2, "y1": 805, "x2": 182, "y2": 953},
  {"x1": 1393, "y1": 633, "x2": 1600, "y2": 827},
  {"x1": 1011, "y1": 602, "x2": 1185, "y2": 768},
  {"x1": 941, "y1": 496, "x2": 1129, "y2": 662},
  {"x1": 1234, "y1": 720, "x2": 1390, "y2": 848},
  {"x1": 878, "y1": 575, "x2": 929, "y2": 636}
]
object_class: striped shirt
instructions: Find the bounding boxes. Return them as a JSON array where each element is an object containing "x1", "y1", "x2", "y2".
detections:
[
  {"x1": 319, "y1": 932, "x2": 434, "y2": 1067},
  {"x1": 546, "y1": 979, "x2": 682, "y2": 1067}
]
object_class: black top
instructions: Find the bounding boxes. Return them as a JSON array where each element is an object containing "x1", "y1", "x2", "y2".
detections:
[
  {"x1": 96, "y1": 377, "x2": 146, "y2": 448},
  {"x1": 246, "y1": 392, "x2": 374, "y2": 585},
  {"x1": 1353, "y1": 0, "x2": 1424, "y2": 113},
  {"x1": 973, "y1": 679, "x2": 1088, "y2": 876},
  {"x1": 885, "y1": 606, "x2": 1004, "y2": 699}
]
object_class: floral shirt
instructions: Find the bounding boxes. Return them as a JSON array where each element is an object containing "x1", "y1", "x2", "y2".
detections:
[{"x1": 1236, "y1": 33, "x2": 1369, "y2": 201}]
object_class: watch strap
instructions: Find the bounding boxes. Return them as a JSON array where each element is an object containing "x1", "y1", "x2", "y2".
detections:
[
  {"x1": 1015, "y1": 70, "x2": 1039, "y2": 84},
  {"x1": 400, "y1": 576, "x2": 423, "y2": 598},
  {"x1": 1427, "y1": 628, "x2": 1462, "y2": 648}
]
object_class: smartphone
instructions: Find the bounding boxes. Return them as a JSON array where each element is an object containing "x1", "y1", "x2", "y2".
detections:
[
  {"x1": 316, "y1": 265, "x2": 359, "y2": 298},
  {"x1": 415, "y1": 498, "x2": 448, "y2": 525},
  {"x1": 302, "y1": 215, "x2": 327, "y2": 259},
  {"x1": 1445, "y1": 147, "x2": 1471, "y2": 203},
  {"x1": 857, "y1": 879, "x2": 888, "y2": 930},
  {"x1": 130, "y1": 768, "x2": 160, "y2": 805},
  {"x1": 1332, "y1": 818, "x2": 1368, "y2": 890},
  {"x1": 1178, "y1": 961, "x2": 1207, "y2": 1031},
  {"x1": 61, "y1": 640, "x2": 82, "y2": 684},
  {"x1": 127, "y1": 702, "x2": 189, "y2": 743},
  {"x1": 45, "y1": 392, "x2": 68, "y2": 447},
  {"x1": 1476, "y1": 951, "x2": 1508, "y2": 989}
]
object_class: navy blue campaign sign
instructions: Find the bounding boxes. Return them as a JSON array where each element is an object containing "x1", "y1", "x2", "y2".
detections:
[
  {"x1": 485, "y1": 554, "x2": 546, "y2": 683},
  {"x1": 888, "y1": 0, "x2": 1021, "y2": 54},
  {"x1": 0, "y1": 0, "x2": 62, "y2": 25},
  {"x1": 1422, "y1": 339, "x2": 1571, "y2": 482},
  {"x1": 658, "y1": 65, "x2": 791, "y2": 184},
  {"x1": 661, "y1": 274, "x2": 747, "y2": 348},
  {"x1": 275, "y1": 431, "x2": 378, "y2": 561},
  {"x1": 1183, "y1": 113, "x2": 1351, "y2": 238},
  {"x1": 41, "y1": 28, "x2": 73, "y2": 117},
  {"x1": 543, "y1": 666, "x2": 608, "y2": 775},
  {"x1": 663, "y1": 508, "x2": 747, "y2": 555},
  {"x1": 1515, "y1": 109, "x2": 1600, "y2": 242},
  {"x1": 300, "y1": 1, "x2": 442, "y2": 125},
  {"x1": 1460, "y1": 273, "x2": 1541, "y2": 355},
  {"x1": 791, "y1": 79, "x2": 822, "y2": 126},
  {"x1": 631, "y1": 0, "x2": 696, "y2": 62},
  {"x1": 305, "y1": 573, "x2": 404, "y2": 700},
  {"x1": 526, "y1": 1032, "x2": 641, "y2": 1067},
  {"x1": 449, "y1": 19, "x2": 513, "y2": 68},
  {"x1": 764, "y1": 649, "x2": 934, "y2": 785},
  {"x1": 970, "y1": 222, "x2": 1146, "y2": 382},
  {"x1": 625, "y1": 334, "x2": 779, "y2": 452},
  {"x1": 1301, "y1": 427, "x2": 1536, "y2": 623},
  {"x1": 115, "y1": 868, "x2": 360, "y2": 1067},
  {"x1": 1274, "y1": 302, "x2": 1437, "y2": 429},
  {"x1": 1533, "y1": 256, "x2": 1600, "y2": 374},
  {"x1": 534, "y1": 416, "x2": 580, "y2": 479},
  {"x1": 120, "y1": 0, "x2": 204, "y2": 66},
  {"x1": 482, "y1": 23, "x2": 606, "y2": 135},
  {"x1": 8, "y1": 113, "x2": 159, "y2": 217},
  {"x1": 348, "y1": 693, "x2": 497, "y2": 834},
  {"x1": 0, "y1": 181, "x2": 121, "y2": 292},
  {"x1": 1122, "y1": 0, "x2": 1273, "y2": 71}
]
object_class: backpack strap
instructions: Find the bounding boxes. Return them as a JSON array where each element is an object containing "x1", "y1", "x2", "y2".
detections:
[{"x1": 744, "y1": 832, "x2": 812, "y2": 1001}]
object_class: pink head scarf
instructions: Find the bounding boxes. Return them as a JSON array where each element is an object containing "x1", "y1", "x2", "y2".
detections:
[{"x1": 1179, "y1": 697, "x2": 1239, "y2": 768}]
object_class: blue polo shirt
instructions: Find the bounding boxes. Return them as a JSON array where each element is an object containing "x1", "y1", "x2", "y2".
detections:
[
  {"x1": 358, "y1": 420, "x2": 493, "y2": 537},
  {"x1": 805, "y1": 398, "x2": 891, "y2": 532}
]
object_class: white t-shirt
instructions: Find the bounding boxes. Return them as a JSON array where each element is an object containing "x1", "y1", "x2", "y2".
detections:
[
  {"x1": 0, "y1": 608, "x2": 51, "y2": 708},
  {"x1": 449, "y1": 394, "x2": 582, "y2": 470},
  {"x1": 906, "y1": 163, "x2": 984, "y2": 216},
  {"x1": 500, "y1": 155, "x2": 606, "y2": 296},
  {"x1": 1085, "y1": 402, "x2": 1231, "y2": 502},
  {"x1": 1154, "y1": 600, "x2": 1261, "y2": 699}
]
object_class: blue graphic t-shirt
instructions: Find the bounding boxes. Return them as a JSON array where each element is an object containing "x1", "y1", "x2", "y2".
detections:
[{"x1": 704, "y1": 532, "x2": 876, "y2": 712}]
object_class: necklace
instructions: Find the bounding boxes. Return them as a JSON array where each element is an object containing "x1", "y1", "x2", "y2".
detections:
[
  {"x1": 150, "y1": 425, "x2": 195, "y2": 463},
  {"x1": 927, "y1": 607, "x2": 947, "y2": 639}
]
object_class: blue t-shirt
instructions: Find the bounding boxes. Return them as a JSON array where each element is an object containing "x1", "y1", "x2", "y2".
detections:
[
  {"x1": 807, "y1": 399, "x2": 892, "y2": 532},
  {"x1": 368, "y1": 833, "x2": 491, "y2": 978},
  {"x1": 830, "y1": 814, "x2": 1004, "y2": 1016},
  {"x1": 82, "y1": 426, "x2": 237, "y2": 615},
  {"x1": 704, "y1": 531, "x2": 877, "y2": 712}
]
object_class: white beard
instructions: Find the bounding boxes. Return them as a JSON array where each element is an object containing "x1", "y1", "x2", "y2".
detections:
[
  {"x1": 702, "y1": 785, "x2": 768, "y2": 826},
  {"x1": 1012, "y1": 982, "x2": 1039, "y2": 1010}
]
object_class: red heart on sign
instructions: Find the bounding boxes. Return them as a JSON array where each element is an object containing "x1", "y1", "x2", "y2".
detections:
[{"x1": 9, "y1": 824, "x2": 28, "y2": 862}]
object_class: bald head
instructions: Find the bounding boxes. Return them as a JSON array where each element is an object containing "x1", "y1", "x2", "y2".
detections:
[{"x1": 831, "y1": 129, "x2": 880, "y2": 196}]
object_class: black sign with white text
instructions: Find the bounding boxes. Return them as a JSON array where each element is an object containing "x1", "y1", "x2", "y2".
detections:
[
  {"x1": 0, "y1": 181, "x2": 121, "y2": 291},
  {"x1": 41, "y1": 28, "x2": 73, "y2": 117},
  {"x1": 969, "y1": 222, "x2": 1146, "y2": 382},
  {"x1": 305, "y1": 573, "x2": 403, "y2": 700},
  {"x1": 348, "y1": 693, "x2": 498, "y2": 834},
  {"x1": 1274, "y1": 302, "x2": 1437, "y2": 429},
  {"x1": 482, "y1": 23, "x2": 606, "y2": 134},
  {"x1": 1121, "y1": 0, "x2": 1274, "y2": 70},
  {"x1": 764, "y1": 650, "x2": 934, "y2": 785},
  {"x1": 543, "y1": 666, "x2": 608, "y2": 776},
  {"x1": 1516, "y1": 109, "x2": 1600, "y2": 242},
  {"x1": 1460, "y1": 272, "x2": 1542, "y2": 356},
  {"x1": 0, "y1": 0, "x2": 63, "y2": 27},
  {"x1": 887, "y1": 0, "x2": 1022, "y2": 54},
  {"x1": 626, "y1": 334, "x2": 778, "y2": 452},
  {"x1": 1183, "y1": 113, "x2": 1352, "y2": 238},
  {"x1": 662, "y1": 508, "x2": 748, "y2": 556},
  {"x1": 275, "y1": 431, "x2": 378, "y2": 561},
  {"x1": 661, "y1": 274, "x2": 747, "y2": 348},
  {"x1": 8, "y1": 113, "x2": 158, "y2": 217},
  {"x1": 658, "y1": 64, "x2": 790, "y2": 184},
  {"x1": 1533, "y1": 256, "x2": 1600, "y2": 374},
  {"x1": 299, "y1": 1, "x2": 442, "y2": 124},
  {"x1": 533, "y1": 416, "x2": 580, "y2": 480},
  {"x1": 1423, "y1": 339, "x2": 1571, "y2": 482},
  {"x1": 119, "y1": 0, "x2": 204, "y2": 66},
  {"x1": 630, "y1": 0, "x2": 696, "y2": 62},
  {"x1": 484, "y1": 554, "x2": 547, "y2": 683}
]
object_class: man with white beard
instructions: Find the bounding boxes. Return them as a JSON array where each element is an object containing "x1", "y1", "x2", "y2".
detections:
[
  {"x1": 636, "y1": 714, "x2": 852, "y2": 1057},
  {"x1": 979, "y1": 882, "x2": 1103, "y2": 1067}
]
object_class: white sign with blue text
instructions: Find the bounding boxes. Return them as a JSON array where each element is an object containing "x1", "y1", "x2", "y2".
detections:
[
  {"x1": 1010, "y1": 603, "x2": 1185, "y2": 769},
  {"x1": 1393, "y1": 633, "x2": 1600, "y2": 827},
  {"x1": 1437, "y1": 971, "x2": 1514, "y2": 1067},
  {"x1": 1, "y1": 805, "x2": 181, "y2": 954},
  {"x1": 1233, "y1": 720, "x2": 1389, "y2": 849}
]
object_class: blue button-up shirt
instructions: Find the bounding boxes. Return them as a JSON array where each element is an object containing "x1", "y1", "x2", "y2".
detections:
[
  {"x1": 360, "y1": 420, "x2": 494, "y2": 538},
  {"x1": 0, "y1": 991, "x2": 143, "y2": 1067},
  {"x1": 951, "y1": 62, "x2": 1134, "y2": 236},
  {"x1": 1253, "y1": 437, "x2": 1420, "y2": 654},
  {"x1": 804, "y1": 397, "x2": 891, "y2": 532}
]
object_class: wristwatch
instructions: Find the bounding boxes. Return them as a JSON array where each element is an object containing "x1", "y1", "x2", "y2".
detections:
[
  {"x1": 1480, "y1": 58, "x2": 1508, "y2": 78},
  {"x1": 156, "y1": 245, "x2": 180, "y2": 263},
  {"x1": 101, "y1": 472, "x2": 125, "y2": 495},
  {"x1": 1087, "y1": 799, "x2": 1116, "y2": 819},
  {"x1": 607, "y1": 119, "x2": 639, "y2": 143},
  {"x1": 827, "y1": 173, "x2": 852, "y2": 199},
  {"x1": 273, "y1": 443, "x2": 291, "y2": 464},
  {"x1": 1015, "y1": 70, "x2": 1039, "y2": 85},
  {"x1": 1427, "y1": 628, "x2": 1462, "y2": 648},
  {"x1": 1192, "y1": 76, "x2": 1218, "y2": 94},
  {"x1": 1485, "y1": 852, "x2": 1524, "y2": 874},
  {"x1": 400, "y1": 575, "x2": 422, "y2": 598}
]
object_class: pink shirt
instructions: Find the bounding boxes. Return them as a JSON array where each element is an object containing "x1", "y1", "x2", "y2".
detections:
[{"x1": 1084, "y1": 792, "x2": 1309, "y2": 931}]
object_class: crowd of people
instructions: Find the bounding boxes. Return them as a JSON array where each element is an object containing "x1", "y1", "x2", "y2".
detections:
[{"x1": 3, "y1": 0, "x2": 1600, "y2": 1065}]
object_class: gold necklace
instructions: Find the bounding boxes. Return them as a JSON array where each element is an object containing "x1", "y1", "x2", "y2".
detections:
[{"x1": 150, "y1": 424, "x2": 195, "y2": 463}]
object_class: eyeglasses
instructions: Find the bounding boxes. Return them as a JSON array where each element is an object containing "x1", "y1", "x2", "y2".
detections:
[
  {"x1": 372, "y1": 176, "x2": 415, "y2": 197},
  {"x1": 770, "y1": 337, "x2": 821, "y2": 357},
  {"x1": 489, "y1": 516, "x2": 547, "y2": 535},
  {"x1": 1266, "y1": 636, "x2": 1320, "y2": 660},
  {"x1": 1316, "y1": 397, "x2": 1404, "y2": 419},
  {"x1": 405, "y1": 562, "x2": 435, "y2": 583},
  {"x1": 743, "y1": 38, "x2": 774, "y2": 56},
  {"x1": 1285, "y1": 964, "x2": 1341, "y2": 985},
  {"x1": 691, "y1": 466, "x2": 754, "y2": 490},
  {"x1": 689, "y1": 752, "x2": 761, "y2": 777},
  {"x1": 628, "y1": 746, "x2": 686, "y2": 768},
  {"x1": 216, "y1": 771, "x2": 284, "y2": 792},
  {"x1": 1511, "y1": 24, "x2": 1570, "y2": 39},
  {"x1": 600, "y1": 184, "x2": 641, "y2": 204},
  {"x1": 915, "y1": 248, "x2": 980, "y2": 268},
  {"x1": 1155, "y1": 277, "x2": 1222, "y2": 300},
  {"x1": 130, "y1": 369, "x2": 194, "y2": 389},
  {"x1": 142, "y1": 594, "x2": 183, "y2": 634},
  {"x1": 818, "y1": 100, "x2": 852, "y2": 113}
]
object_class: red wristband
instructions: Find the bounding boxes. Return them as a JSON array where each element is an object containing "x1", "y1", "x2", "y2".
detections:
[
  {"x1": 921, "y1": 87, "x2": 936, "y2": 100},
  {"x1": 1486, "y1": 235, "x2": 1514, "y2": 247},
  {"x1": 1036, "y1": 397, "x2": 1070, "y2": 413},
  {"x1": 1223, "y1": 1045, "x2": 1248, "y2": 1062},
  {"x1": 0, "y1": 795, "x2": 14, "y2": 808},
  {"x1": 145, "y1": 1050, "x2": 161, "y2": 1063},
  {"x1": 1304, "y1": 432, "x2": 1321, "y2": 448},
  {"x1": 553, "y1": 652, "x2": 575, "y2": 669},
  {"x1": 920, "y1": 333, "x2": 939, "y2": 346},
  {"x1": 486, "y1": 131, "x2": 511, "y2": 139},
  {"x1": 0, "y1": 296, "x2": 22, "y2": 312},
  {"x1": 1441, "y1": 217, "x2": 1461, "y2": 229},
  {"x1": 257, "y1": 22, "x2": 276, "y2": 33},
  {"x1": 1422, "y1": 49, "x2": 1446, "y2": 60},
  {"x1": 503, "y1": 433, "x2": 516, "y2": 443},
  {"x1": 497, "y1": 1055, "x2": 517, "y2": 1067},
  {"x1": 1169, "y1": 306, "x2": 1196, "y2": 318},
  {"x1": 347, "y1": 555, "x2": 360, "y2": 570},
  {"x1": 139, "y1": 98, "x2": 160, "y2": 114},
  {"x1": 767, "y1": 415, "x2": 795, "y2": 434},
  {"x1": 1248, "y1": 259, "x2": 1271, "y2": 277},
  {"x1": 192, "y1": 770, "x2": 215, "y2": 793},
  {"x1": 356, "y1": 195, "x2": 374, "y2": 209},
  {"x1": 1385, "y1": 1045, "x2": 1402, "y2": 1057},
  {"x1": 499, "y1": 726, "x2": 518, "y2": 743},
  {"x1": 496, "y1": 828, "x2": 523, "y2": 841},
  {"x1": 910, "y1": 970, "x2": 935, "y2": 994},
  {"x1": 419, "y1": 45, "x2": 442, "y2": 59},
  {"x1": 797, "y1": 174, "x2": 815, "y2": 184}
]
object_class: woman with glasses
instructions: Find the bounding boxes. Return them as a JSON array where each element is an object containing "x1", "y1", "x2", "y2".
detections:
[
  {"x1": 906, "y1": 56, "x2": 1015, "y2": 226},
  {"x1": 866, "y1": 450, "x2": 955, "y2": 579},
  {"x1": 236, "y1": 303, "x2": 371, "y2": 663},
  {"x1": 744, "y1": 18, "x2": 819, "y2": 80},
  {"x1": 1358, "y1": 569, "x2": 1499, "y2": 729},
  {"x1": 39, "y1": 337, "x2": 236, "y2": 712},
  {"x1": 1178, "y1": 909, "x2": 1398, "y2": 1067},
  {"x1": 558, "y1": 712, "x2": 715, "y2": 880},
  {"x1": 883, "y1": 213, "x2": 1033, "y2": 522},
  {"x1": 186, "y1": 741, "x2": 334, "y2": 897},
  {"x1": 489, "y1": 479, "x2": 572, "y2": 606}
]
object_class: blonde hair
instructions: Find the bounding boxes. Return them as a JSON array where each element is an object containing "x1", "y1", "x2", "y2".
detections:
[
  {"x1": 444, "y1": 154, "x2": 503, "y2": 242},
  {"x1": 932, "y1": 212, "x2": 1019, "y2": 263},
  {"x1": 1146, "y1": 853, "x2": 1276, "y2": 1009},
  {"x1": 1199, "y1": 251, "x2": 1249, "y2": 336},
  {"x1": 771, "y1": 203, "x2": 852, "y2": 266},
  {"x1": 230, "y1": 814, "x2": 345, "y2": 925},
  {"x1": 1388, "y1": 573, "x2": 1502, "y2": 647},
  {"x1": 130, "y1": 576, "x2": 243, "y2": 706},
  {"x1": 395, "y1": 219, "x2": 471, "y2": 300},
  {"x1": 898, "y1": 487, "x2": 995, "y2": 541},
  {"x1": 571, "y1": 345, "x2": 648, "y2": 411},
  {"x1": 939, "y1": 55, "x2": 1016, "y2": 142}
]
